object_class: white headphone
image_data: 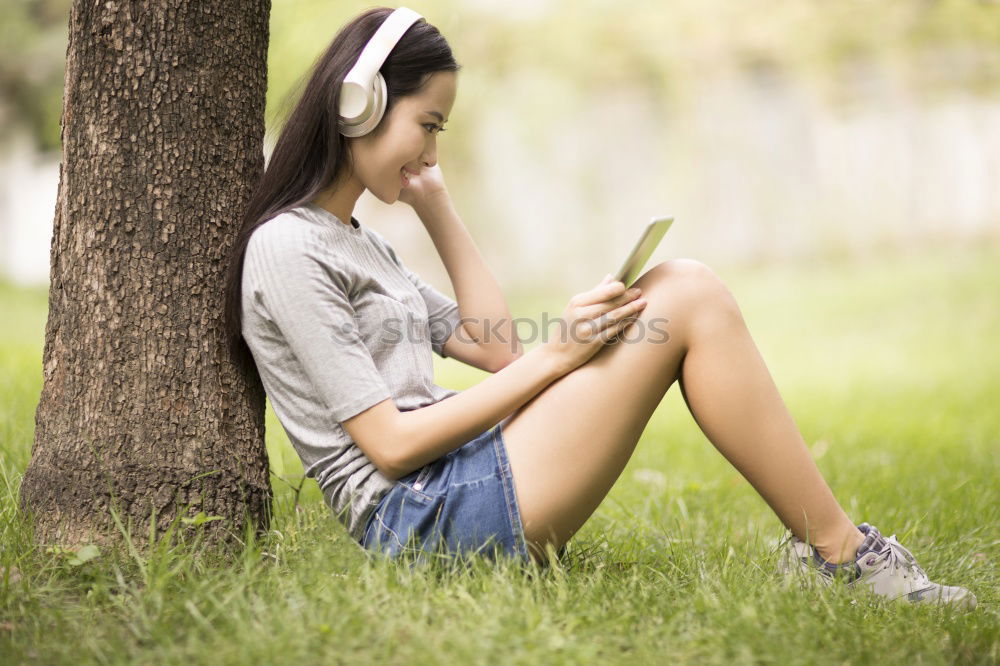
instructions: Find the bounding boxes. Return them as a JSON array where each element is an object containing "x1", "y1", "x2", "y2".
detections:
[{"x1": 338, "y1": 7, "x2": 424, "y2": 138}]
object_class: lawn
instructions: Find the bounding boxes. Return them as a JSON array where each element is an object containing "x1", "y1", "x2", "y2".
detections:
[{"x1": 1, "y1": 243, "x2": 997, "y2": 664}]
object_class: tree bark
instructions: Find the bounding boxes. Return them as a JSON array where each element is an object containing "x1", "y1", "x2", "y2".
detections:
[{"x1": 20, "y1": 0, "x2": 271, "y2": 547}]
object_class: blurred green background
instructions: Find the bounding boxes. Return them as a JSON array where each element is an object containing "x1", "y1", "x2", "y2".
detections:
[
  {"x1": 2, "y1": 0, "x2": 999, "y2": 506},
  {"x1": 1, "y1": 0, "x2": 998, "y2": 292},
  {"x1": 2, "y1": 0, "x2": 999, "y2": 467},
  {"x1": 2, "y1": 0, "x2": 998, "y2": 530}
]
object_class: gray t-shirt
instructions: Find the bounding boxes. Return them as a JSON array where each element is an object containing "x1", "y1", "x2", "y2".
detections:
[{"x1": 241, "y1": 202, "x2": 463, "y2": 540}]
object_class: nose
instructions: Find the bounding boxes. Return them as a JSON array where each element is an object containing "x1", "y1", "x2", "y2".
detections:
[{"x1": 420, "y1": 137, "x2": 437, "y2": 168}]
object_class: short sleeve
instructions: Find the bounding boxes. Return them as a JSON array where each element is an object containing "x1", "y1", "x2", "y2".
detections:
[
  {"x1": 366, "y1": 229, "x2": 463, "y2": 358},
  {"x1": 245, "y1": 223, "x2": 393, "y2": 421}
]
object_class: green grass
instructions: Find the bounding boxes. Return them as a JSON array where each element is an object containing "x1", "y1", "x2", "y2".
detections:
[{"x1": 2, "y1": 244, "x2": 998, "y2": 664}]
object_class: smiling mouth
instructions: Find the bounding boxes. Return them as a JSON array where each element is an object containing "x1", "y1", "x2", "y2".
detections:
[{"x1": 401, "y1": 167, "x2": 418, "y2": 186}]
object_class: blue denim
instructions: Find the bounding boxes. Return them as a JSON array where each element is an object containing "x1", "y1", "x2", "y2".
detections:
[{"x1": 360, "y1": 423, "x2": 530, "y2": 563}]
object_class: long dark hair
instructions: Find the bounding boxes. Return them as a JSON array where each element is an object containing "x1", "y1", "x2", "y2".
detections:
[{"x1": 223, "y1": 7, "x2": 460, "y2": 375}]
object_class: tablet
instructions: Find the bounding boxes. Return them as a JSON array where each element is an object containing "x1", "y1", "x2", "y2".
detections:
[{"x1": 613, "y1": 216, "x2": 674, "y2": 287}]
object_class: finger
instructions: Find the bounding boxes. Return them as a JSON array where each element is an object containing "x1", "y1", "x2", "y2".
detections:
[
  {"x1": 595, "y1": 296, "x2": 647, "y2": 331},
  {"x1": 579, "y1": 286, "x2": 642, "y2": 317},
  {"x1": 578, "y1": 279, "x2": 627, "y2": 307},
  {"x1": 605, "y1": 313, "x2": 642, "y2": 345}
]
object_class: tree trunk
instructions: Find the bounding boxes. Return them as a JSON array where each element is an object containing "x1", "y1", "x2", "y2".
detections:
[{"x1": 20, "y1": 0, "x2": 271, "y2": 547}]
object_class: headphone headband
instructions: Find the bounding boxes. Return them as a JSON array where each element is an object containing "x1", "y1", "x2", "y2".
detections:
[{"x1": 339, "y1": 7, "x2": 424, "y2": 137}]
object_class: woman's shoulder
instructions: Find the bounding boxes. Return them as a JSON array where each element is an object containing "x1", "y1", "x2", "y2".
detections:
[
  {"x1": 245, "y1": 207, "x2": 338, "y2": 259},
  {"x1": 358, "y1": 225, "x2": 403, "y2": 266},
  {"x1": 242, "y1": 212, "x2": 353, "y2": 297}
]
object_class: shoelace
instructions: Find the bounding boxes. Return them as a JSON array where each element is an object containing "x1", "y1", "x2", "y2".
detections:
[{"x1": 864, "y1": 533, "x2": 931, "y2": 585}]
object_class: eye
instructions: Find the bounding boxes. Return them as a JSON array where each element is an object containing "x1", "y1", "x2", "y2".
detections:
[{"x1": 423, "y1": 124, "x2": 446, "y2": 134}]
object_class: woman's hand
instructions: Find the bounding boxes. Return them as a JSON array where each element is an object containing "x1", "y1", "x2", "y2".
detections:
[
  {"x1": 542, "y1": 274, "x2": 647, "y2": 375},
  {"x1": 398, "y1": 163, "x2": 449, "y2": 211}
]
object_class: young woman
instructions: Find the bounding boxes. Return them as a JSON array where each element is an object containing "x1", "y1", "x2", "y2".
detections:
[{"x1": 224, "y1": 7, "x2": 975, "y2": 609}]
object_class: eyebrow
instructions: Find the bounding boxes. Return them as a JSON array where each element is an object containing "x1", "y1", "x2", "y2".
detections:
[{"x1": 425, "y1": 111, "x2": 448, "y2": 124}]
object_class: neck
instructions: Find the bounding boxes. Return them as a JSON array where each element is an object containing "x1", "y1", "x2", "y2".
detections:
[{"x1": 312, "y1": 172, "x2": 364, "y2": 227}]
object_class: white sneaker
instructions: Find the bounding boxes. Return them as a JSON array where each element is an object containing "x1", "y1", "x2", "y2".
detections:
[{"x1": 778, "y1": 523, "x2": 977, "y2": 610}]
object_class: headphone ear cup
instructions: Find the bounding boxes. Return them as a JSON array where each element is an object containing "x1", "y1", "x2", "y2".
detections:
[
  {"x1": 369, "y1": 71, "x2": 388, "y2": 128},
  {"x1": 339, "y1": 71, "x2": 388, "y2": 138},
  {"x1": 338, "y1": 6, "x2": 422, "y2": 137}
]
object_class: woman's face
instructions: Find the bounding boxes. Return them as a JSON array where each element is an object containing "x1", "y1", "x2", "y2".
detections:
[{"x1": 348, "y1": 71, "x2": 456, "y2": 203}]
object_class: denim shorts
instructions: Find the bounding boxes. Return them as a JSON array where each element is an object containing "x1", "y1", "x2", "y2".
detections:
[{"x1": 359, "y1": 422, "x2": 530, "y2": 563}]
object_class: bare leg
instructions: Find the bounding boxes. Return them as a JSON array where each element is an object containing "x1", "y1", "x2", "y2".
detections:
[{"x1": 501, "y1": 259, "x2": 863, "y2": 563}]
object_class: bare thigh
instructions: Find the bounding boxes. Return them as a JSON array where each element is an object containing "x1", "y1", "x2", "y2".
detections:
[{"x1": 500, "y1": 259, "x2": 736, "y2": 561}]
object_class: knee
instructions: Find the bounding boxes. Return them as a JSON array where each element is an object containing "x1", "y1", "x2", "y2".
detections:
[
  {"x1": 638, "y1": 258, "x2": 730, "y2": 298},
  {"x1": 634, "y1": 258, "x2": 743, "y2": 324}
]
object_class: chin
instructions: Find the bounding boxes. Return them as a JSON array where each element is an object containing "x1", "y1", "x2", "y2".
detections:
[{"x1": 369, "y1": 186, "x2": 398, "y2": 205}]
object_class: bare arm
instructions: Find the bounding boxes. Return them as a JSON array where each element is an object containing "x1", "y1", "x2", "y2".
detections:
[
  {"x1": 342, "y1": 344, "x2": 564, "y2": 479},
  {"x1": 349, "y1": 171, "x2": 645, "y2": 479},
  {"x1": 414, "y1": 191, "x2": 523, "y2": 373},
  {"x1": 344, "y1": 276, "x2": 645, "y2": 480}
]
